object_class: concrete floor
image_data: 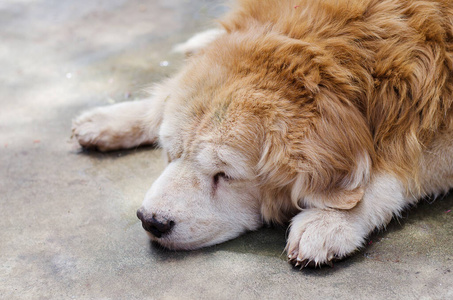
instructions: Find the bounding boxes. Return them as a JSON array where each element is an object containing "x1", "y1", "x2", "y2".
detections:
[{"x1": 0, "y1": 0, "x2": 452, "y2": 299}]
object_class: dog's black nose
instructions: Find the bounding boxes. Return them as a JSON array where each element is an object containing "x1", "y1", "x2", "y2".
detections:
[{"x1": 136, "y1": 209, "x2": 175, "y2": 238}]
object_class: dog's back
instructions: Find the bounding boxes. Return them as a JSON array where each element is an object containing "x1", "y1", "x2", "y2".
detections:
[{"x1": 221, "y1": 0, "x2": 453, "y2": 188}]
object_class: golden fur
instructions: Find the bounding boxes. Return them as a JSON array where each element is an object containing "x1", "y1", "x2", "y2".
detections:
[
  {"x1": 211, "y1": 0, "x2": 453, "y2": 220},
  {"x1": 73, "y1": 0, "x2": 453, "y2": 266}
]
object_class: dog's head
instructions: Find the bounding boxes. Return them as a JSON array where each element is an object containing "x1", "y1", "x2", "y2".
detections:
[{"x1": 137, "y1": 29, "x2": 374, "y2": 250}]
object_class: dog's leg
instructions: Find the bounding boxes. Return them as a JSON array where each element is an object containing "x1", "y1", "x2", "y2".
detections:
[
  {"x1": 72, "y1": 97, "x2": 164, "y2": 151},
  {"x1": 172, "y1": 28, "x2": 225, "y2": 56},
  {"x1": 286, "y1": 173, "x2": 417, "y2": 267}
]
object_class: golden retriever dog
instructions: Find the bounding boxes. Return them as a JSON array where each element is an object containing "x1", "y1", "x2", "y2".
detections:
[{"x1": 72, "y1": 0, "x2": 453, "y2": 267}]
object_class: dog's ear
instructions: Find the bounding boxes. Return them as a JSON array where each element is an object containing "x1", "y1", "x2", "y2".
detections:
[
  {"x1": 297, "y1": 90, "x2": 374, "y2": 209},
  {"x1": 259, "y1": 89, "x2": 374, "y2": 211}
]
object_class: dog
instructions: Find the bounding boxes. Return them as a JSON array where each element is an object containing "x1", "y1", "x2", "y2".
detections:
[{"x1": 72, "y1": 0, "x2": 453, "y2": 267}]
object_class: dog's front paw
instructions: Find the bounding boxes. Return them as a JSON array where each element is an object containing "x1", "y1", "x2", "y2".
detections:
[
  {"x1": 286, "y1": 208, "x2": 366, "y2": 267},
  {"x1": 72, "y1": 103, "x2": 150, "y2": 151},
  {"x1": 72, "y1": 107, "x2": 120, "y2": 151}
]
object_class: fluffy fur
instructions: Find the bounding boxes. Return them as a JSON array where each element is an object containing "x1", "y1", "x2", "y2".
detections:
[{"x1": 72, "y1": 0, "x2": 453, "y2": 267}]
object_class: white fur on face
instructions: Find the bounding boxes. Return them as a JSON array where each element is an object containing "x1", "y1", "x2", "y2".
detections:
[{"x1": 140, "y1": 144, "x2": 263, "y2": 250}]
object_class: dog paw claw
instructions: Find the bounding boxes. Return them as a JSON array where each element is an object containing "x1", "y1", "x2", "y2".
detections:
[{"x1": 286, "y1": 208, "x2": 365, "y2": 268}]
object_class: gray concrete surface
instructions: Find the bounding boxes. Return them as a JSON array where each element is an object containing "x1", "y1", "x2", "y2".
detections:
[{"x1": 0, "y1": 0, "x2": 452, "y2": 299}]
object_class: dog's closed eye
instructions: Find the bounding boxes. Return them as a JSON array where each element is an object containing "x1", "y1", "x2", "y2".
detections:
[{"x1": 213, "y1": 172, "x2": 231, "y2": 186}]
